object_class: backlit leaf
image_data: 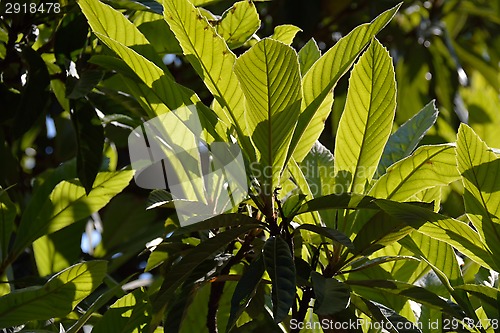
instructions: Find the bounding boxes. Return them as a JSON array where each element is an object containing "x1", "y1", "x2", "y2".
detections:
[
  {"x1": 334, "y1": 39, "x2": 396, "y2": 194},
  {"x1": 215, "y1": 1, "x2": 260, "y2": 49},
  {"x1": 289, "y1": 4, "x2": 400, "y2": 163},
  {"x1": 235, "y1": 38, "x2": 302, "y2": 199}
]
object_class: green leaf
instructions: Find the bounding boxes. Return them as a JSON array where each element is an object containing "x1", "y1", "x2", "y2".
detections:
[
  {"x1": 263, "y1": 236, "x2": 296, "y2": 323},
  {"x1": 334, "y1": 38, "x2": 396, "y2": 194},
  {"x1": 457, "y1": 124, "x2": 500, "y2": 265},
  {"x1": 215, "y1": 1, "x2": 260, "y2": 49},
  {"x1": 72, "y1": 101, "x2": 104, "y2": 195},
  {"x1": 234, "y1": 38, "x2": 302, "y2": 199},
  {"x1": 369, "y1": 144, "x2": 459, "y2": 201},
  {"x1": 289, "y1": 4, "x2": 400, "y2": 163},
  {"x1": 294, "y1": 224, "x2": 354, "y2": 251},
  {"x1": 227, "y1": 255, "x2": 265, "y2": 332},
  {"x1": 375, "y1": 200, "x2": 496, "y2": 271},
  {"x1": 12, "y1": 171, "x2": 134, "y2": 256},
  {"x1": 152, "y1": 225, "x2": 261, "y2": 311},
  {"x1": 298, "y1": 38, "x2": 321, "y2": 76},
  {"x1": 161, "y1": 0, "x2": 250, "y2": 150},
  {"x1": 311, "y1": 272, "x2": 350, "y2": 315},
  {"x1": 270, "y1": 25, "x2": 302, "y2": 45},
  {"x1": 0, "y1": 189, "x2": 15, "y2": 263},
  {"x1": 377, "y1": 100, "x2": 439, "y2": 177},
  {"x1": 0, "y1": 261, "x2": 107, "y2": 327}
]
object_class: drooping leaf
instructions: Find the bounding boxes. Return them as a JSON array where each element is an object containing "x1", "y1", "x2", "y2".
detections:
[
  {"x1": 263, "y1": 236, "x2": 296, "y2": 323},
  {"x1": 13, "y1": 171, "x2": 134, "y2": 256},
  {"x1": 288, "y1": 4, "x2": 400, "y2": 163},
  {"x1": 294, "y1": 224, "x2": 354, "y2": 250},
  {"x1": 215, "y1": 1, "x2": 260, "y2": 49},
  {"x1": 369, "y1": 144, "x2": 459, "y2": 201},
  {"x1": 311, "y1": 272, "x2": 350, "y2": 315},
  {"x1": 270, "y1": 25, "x2": 302, "y2": 45},
  {"x1": 296, "y1": 192, "x2": 377, "y2": 215},
  {"x1": 227, "y1": 255, "x2": 265, "y2": 332},
  {"x1": 298, "y1": 38, "x2": 321, "y2": 76},
  {"x1": 377, "y1": 100, "x2": 439, "y2": 177},
  {"x1": 0, "y1": 261, "x2": 107, "y2": 327},
  {"x1": 457, "y1": 124, "x2": 500, "y2": 266},
  {"x1": 334, "y1": 38, "x2": 396, "y2": 194},
  {"x1": 72, "y1": 101, "x2": 104, "y2": 194},
  {"x1": 234, "y1": 38, "x2": 302, "y2": 199},
  {"x1": 173, "y1": 213, "x2": 263, "y2": 235},
  {"x1": 13, "y1": 47, "x2": 50, "y2": 139},
  {"x1": 152, "y1": 225, "x2": 261, "y2": 312}
]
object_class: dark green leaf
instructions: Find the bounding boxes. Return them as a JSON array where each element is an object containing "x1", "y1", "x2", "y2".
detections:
[
  {"x1": 311, "y1": 272, "x2": 350, "y2": 315},
  {"x1": 13, "y1": 47, "x2": 50, "y2": 139},
  {"x1": 346, "y1": 279, "x2": 465, "y2": 319},
  {"x1": 67, "y1": 70, "x2": 104, "y2": 99},
  {"x1": 173, "y1": 213, "x2": 263, "y2": 235},
  {"x1": 72, "y1": 101, "x2": 104, "y2": 194},
  {"x1": 294, "y1": 224, "x2": 354, "y2": 250},
  {"x1": 227, "y1": 255, "x2": 265, "y2": 332},
  {"x1": 263, "y1": 236, "x2": 296, "y2": 323},
  {"x1": 297, "y1": 193, "x2": 377, "y2": 215},
  {"x1": 152, "y1": 225, "x2": 262, "y2": 313}
]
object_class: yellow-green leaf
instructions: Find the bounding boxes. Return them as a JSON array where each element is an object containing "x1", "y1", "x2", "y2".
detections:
[
  {"x1": 270, "y1": 24, "x2": 302, "y2": 45},
  {"x1": 369, "y1": 144, "x2": 459, "y2": 201},
  {"x1": 234, "y1": 39, "x2": 302, "y2": 199},
  {"x1": 334, "y1": 39, "x2": 396, "y2": 194},
  {"x1": 457, "y1": 124, "x2": 500, "y2": 266},
  {"x1": 289, "y1": 4, "x2": 400, "y2": 163},
  {"x1": 215, "y1": 1, "x2": 260, "y2": 49}
]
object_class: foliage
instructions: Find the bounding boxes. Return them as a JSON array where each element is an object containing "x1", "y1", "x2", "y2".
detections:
[{"x1": 0, "y1": 0, "x2": 499, "y2": 332}]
